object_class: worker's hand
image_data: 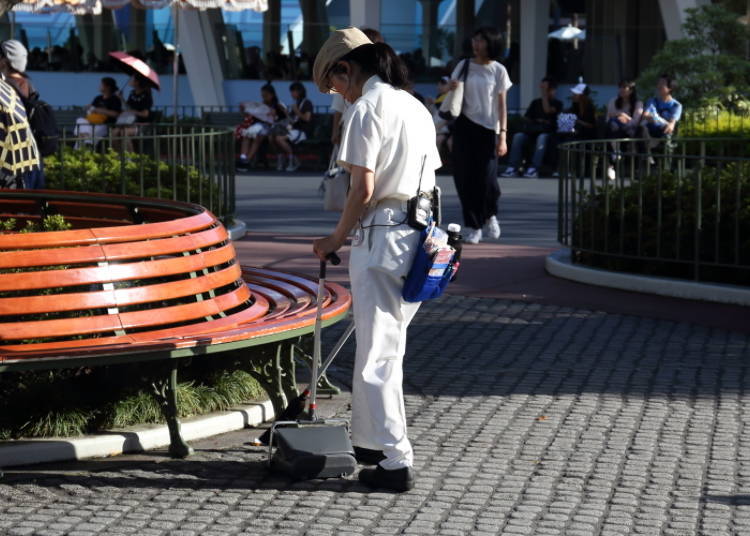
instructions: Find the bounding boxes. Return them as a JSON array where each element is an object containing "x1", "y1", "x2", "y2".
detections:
[
  {"x1": 313, "y1": 234, "x2": 344, "y2": 261},
  {"x1": 496, "y1": 138, "x2": 507, "y2": 157}
]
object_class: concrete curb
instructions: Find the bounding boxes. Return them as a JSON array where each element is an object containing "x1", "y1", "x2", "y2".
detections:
[
  {"x1": 227, "y1": 219, "x2": 248, "y2": 241},
  {"x1": 0, "y1": 400, "x2": 274, "y2": 468},
  {"x1": 546, "y1": 249, "x2": 750, "y2": 307}
]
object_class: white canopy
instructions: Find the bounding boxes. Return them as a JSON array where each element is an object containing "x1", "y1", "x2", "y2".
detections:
[{"x1": 548, "y1": 25, "x2": 586, "y2": 41}]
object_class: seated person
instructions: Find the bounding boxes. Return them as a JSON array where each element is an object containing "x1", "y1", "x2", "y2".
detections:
[
  {"x1": 237, "y1": 83, "x2": 287, "y2": 169},
  {"x1": 271, "y1": 81, "x2": 312, "y2": 172},
  {"x1": 111, "y1": 75, "x2": 153, "y2": 151},
  {"x1": 75, "y1": 77, "x2": 122, "y2": 145},
  {"x1": 605, "y1": 80, "x2": 643, "y2": 179},
  {"x1": 642, "y1": 74, "x2": 682, "y2": 139},
  {"x1": 502, "y1": 76, "x2": 562, "y2": 178}
]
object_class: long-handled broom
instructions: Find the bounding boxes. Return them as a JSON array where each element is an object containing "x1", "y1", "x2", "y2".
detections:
[{"x1": 255, "y1": 254, "x2": 354, "y2": 446}]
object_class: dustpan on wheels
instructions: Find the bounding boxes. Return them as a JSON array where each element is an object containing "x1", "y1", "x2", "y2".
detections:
[{"x1": 268, "y1": 254, "x2": 356, "y2": 480}]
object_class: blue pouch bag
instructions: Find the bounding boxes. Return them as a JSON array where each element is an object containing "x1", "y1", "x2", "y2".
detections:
[{"x1": 402, "y1": 225, "x2": 456, "y2": 303}]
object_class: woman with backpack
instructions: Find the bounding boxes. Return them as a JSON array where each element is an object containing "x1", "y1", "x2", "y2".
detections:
[{"x1": 0, "y1": 40, "x2": 49, "y2": 189}]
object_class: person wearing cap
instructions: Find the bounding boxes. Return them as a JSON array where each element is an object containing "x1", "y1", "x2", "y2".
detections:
[
  {"x1": 0, "y1": 40, "x2": 44, "y2": 189},
  {"x1": 312, "y1": 28, "x2": 442, "y2": 493},
  {"x1": 447, "y1": 27, "x2": 512, "y2": 244},
  {"x1": 0, "y1": 40, "x2": 31, "y2": 100},
  {"x1": 566, "y1": 82, "x2": 596, "y2": 139},
  {"x1": 330, "y1": 28, "x2": 383, "y2": 147},
  {"x1": 0, "y1": 77, "x2": 40, "y2": 189}
]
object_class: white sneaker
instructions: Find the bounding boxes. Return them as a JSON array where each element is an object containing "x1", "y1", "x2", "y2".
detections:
[
  {"x1": 464, "y1": 227, "x2": 482, "y2": 244},
  {"x1": 484, "y1": 215, "x2": 501, "y2": 239},
  {"x1": 500, "y1": 166, "x2": 517, "y2": 178},
  {"x1": 607, "y1": 165, "x2": 616, "y2": 181},
  {"x1": 285, "y1": 156, "x2": 300, "y2": 172},
  {"x1": 523, "y1": 167, "x2": 538, "y2": 178},
  {"x1": 276, "y1": 154, "x2": 286, "y2": 171}
]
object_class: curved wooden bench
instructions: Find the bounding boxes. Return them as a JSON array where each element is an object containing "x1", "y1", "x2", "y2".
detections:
[{"x1": 0, "y1": 190, "x2": 350, "y2": 458}]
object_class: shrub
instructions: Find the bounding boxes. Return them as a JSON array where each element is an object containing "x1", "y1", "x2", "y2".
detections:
[
  {"x1": 637, "y1": 4, "x2": 750, "y2": 112},
  {"x1": 573, "y1": 162, "x2": 750, "y2": 285},
  {"x1": 681, "y1": 109, "x2": 750, "y2": 138},
  {"x1": 0, "y1": 357, "x2": 267, "y2": 439},
  {"x1": 44, "y1": 147, "x2": 223, "y2": 210}
]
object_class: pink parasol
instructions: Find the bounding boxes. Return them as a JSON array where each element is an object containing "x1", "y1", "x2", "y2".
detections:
[{"x1": 108, "y1": 51, "x2": 161, "y2": 90}]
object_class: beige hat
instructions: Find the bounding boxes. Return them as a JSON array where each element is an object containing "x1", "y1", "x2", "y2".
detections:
[{"x1": 312, "y1": 27, "x2": 372, "y2": 94}]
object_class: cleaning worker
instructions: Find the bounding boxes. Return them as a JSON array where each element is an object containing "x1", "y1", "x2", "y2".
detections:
[{"x1": 311, "y1": 28, "x2": 442, "y2": 493}]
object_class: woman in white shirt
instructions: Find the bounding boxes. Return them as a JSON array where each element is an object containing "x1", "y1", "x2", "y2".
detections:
[
  {"x1": 449, "y1": 27, "x2": 512, "y2": 244},
  {"x1": 312, "y1": 28, "x2": 442, "y2": 493}
]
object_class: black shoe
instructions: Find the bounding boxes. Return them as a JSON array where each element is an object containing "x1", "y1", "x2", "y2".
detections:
[
  {"x1": 358, "y1": 465, "x2": 415, "y2": 492},
  {"x1": 353, "y1": 446, "x2": 386, "y2": 465}
]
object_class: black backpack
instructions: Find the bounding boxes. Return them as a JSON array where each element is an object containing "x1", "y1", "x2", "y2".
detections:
[{"x1": 23, "y1": 92, "x2": 59, "y2": 157}]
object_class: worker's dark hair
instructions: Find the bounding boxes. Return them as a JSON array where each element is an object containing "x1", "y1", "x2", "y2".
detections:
[
  {"x1": 360, "y1": 27, "x2": 384, "y2": 43},
  {"x1": 541, "y1": 76, "x2": 558, "y2": 89},
  {"x1": 289, "y1": 81, "x2": 306, "y2": 99},
  {"x1": 334, "y1": 42, "x2": 408, "y2": 89},
  {"x1": 473, "y1": 26, "x2": 503, "y2": 60},
  {"x1": 101, "y1": 76, "x2": 118, "y2": 93}
]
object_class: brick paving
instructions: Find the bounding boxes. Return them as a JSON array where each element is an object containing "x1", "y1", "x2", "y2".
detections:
[{"x1": 2, "y1": 295, "x2": 749, "y2": 535}]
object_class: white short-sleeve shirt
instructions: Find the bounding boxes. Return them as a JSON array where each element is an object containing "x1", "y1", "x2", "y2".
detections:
[
  {"x1": 451, "y1": 59, "x2": 512, "y2": 133},
  {"x1": 337, "y1": 76, "x2": 441, "y2": 204}
]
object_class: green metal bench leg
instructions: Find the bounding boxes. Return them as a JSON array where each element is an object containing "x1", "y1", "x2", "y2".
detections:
[
  {"x1": 151, "y1": 362, "x2": 194, "y2": 459},
  {"x1": 279, "y1": 341, "x2": 299, "y2": 404},
  {"x1": 246, "y1": 343, "x2": 289, "y2": 417}
]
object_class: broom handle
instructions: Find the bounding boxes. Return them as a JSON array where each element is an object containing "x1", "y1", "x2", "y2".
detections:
[{"x1": 309, "y1": 253, "x2": 341, "y2": 420}]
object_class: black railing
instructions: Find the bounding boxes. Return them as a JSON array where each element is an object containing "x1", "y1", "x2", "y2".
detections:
[
  {"x1": 47, "y1": 125, "x2": 236, "y2": 222},
  {"x1": 558, "y1": 138, "x2": 750, "y2": 286}
]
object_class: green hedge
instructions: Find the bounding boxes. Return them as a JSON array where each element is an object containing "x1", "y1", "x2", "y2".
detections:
[
  {"x1": 573, "y1": 163, "x2": 750, "y2": 285},
  {"x1": 44, "y1": 148, "x2": 222, "y2": 209},
  {"x1": 681, "y1": 110, "x2": 750, "y2": 138}
]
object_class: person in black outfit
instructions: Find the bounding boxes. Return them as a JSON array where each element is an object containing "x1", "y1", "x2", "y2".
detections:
[
  {"x1": 502, "y1": 77, "x2": 562, "y2": 178},
  {"x1": 75, "y1": 77, "x2": 123, "y2": 145},
  {"x1": 113, "y1": 74, "x2": 153, "y2": 151},
  {"x1": 272, "y1": 81, "x2": 313, "y2": 172}
]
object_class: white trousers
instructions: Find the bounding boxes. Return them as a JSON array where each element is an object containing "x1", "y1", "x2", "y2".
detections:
[{"x1": 349, "y1": 200, "x2": 421, "y2": 470}]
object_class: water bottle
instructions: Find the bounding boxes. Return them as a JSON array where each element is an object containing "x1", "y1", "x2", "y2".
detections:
[{"x1": 446, "y1": 223, "x2": 462, "y2": 282}]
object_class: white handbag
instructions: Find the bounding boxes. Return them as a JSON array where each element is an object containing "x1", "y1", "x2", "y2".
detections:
[
  {"x1": 439, "y1": 59, "x2": 470, "y2": 121},
  {"x1": 320, "y1": 145, "x2": 350, "y2": 212}
]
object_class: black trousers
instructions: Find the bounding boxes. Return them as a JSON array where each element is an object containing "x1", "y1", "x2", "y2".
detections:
[{"x1": 452, "y1": 115, "x2": 500, "y2": 230}]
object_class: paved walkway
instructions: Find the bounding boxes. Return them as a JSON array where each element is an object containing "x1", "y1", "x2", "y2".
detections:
[{"x1": 1, "y1": 175, "x2": 749, "y2": 535}]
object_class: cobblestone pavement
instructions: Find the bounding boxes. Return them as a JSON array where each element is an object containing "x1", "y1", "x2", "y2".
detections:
[{"x1": 2, "y1": 295, "x2": 750, "y2": 536}]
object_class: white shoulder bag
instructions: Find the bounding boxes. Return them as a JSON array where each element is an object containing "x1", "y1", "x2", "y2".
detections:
[
  {"x1": 319, "y1": 144, "x2": 350, "y2": 212},
  {"x1": 439, "y1": 59, "x2": 471, "y2": 121}
]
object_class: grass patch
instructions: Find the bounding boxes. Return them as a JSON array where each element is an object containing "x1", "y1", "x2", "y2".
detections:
[{"x1": 0, "y1": 358, "x2": 267, "y2": 440}]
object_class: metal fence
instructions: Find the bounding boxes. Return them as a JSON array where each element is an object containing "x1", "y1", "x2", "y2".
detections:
[
  {"x1": 49, "y1": 125, "x2": 236, "y2": 222},
  {"x1": 558, "y1": 137, "x2": 750, "y2": 286}
]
